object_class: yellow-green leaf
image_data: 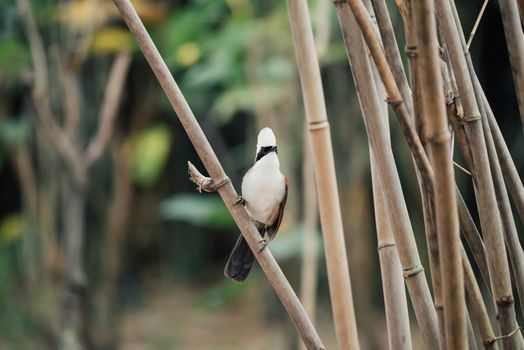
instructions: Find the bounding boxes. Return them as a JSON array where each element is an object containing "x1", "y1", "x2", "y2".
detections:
[
  {"x1": 0, "y1": 214, "x2": 24, "y2": 244},
  {"x1": 176, "y1": 42, "x2": 201, "y2": 68},
  {"x1": 90, "y1": 28, "x2": 132, "y2": 53},
  {"x1": 130, "y1": 124, "x2": 173, "y2": 188}
]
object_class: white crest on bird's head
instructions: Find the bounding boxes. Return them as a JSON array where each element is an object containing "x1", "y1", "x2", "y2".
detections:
[
  {"x1": 255, "y1": 127, "x2": 278, "y2": 162},
  {"x1": 257, "y1": 127, "x2": 276, "y2": 149}
]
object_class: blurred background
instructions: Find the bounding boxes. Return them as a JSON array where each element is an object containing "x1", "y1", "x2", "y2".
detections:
[{"x1": 0, "y1": 0, "x2": 523, "y2": 349}]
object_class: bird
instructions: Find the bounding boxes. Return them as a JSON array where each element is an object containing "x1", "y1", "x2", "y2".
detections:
[{"x1": 224, "y1": 127, "x2": 288, "y2": 282}]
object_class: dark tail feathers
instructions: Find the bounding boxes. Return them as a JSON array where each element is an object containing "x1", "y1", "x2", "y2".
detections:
[{"x1": 224, "y1": 235, "x2": 255, "y2": 282}]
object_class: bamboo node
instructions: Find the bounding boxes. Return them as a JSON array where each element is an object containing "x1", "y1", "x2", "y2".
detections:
[
  {"x1": 496, "y1": 294, "x2": 514, "y2": 306},
  {"x1": 463, "y1": 114, "x2": 480, "y2": 122},
  {"x1": 434, "y1": 303, "x2": 444, "y2": 310},
  {"x1": 438, "y1": 47, "x2": 447, "y2": 62},
  {"x1": 308, "y1": 120, "x2": 330, "y2": 131},
  {"x1": 213, "y1": 176, "x2": 231, "y2": 190},
  {"x1": 332, "y1": 0, "x2": 347, "y2": 4},
  {"x1": 385, "y1": 97, "x2": 403, "y2": 107},
  {"x1": 405, "y1": 45, "x2": 418, "y2": 57},
  {"x1": 402, "y1": 265, "x2": 423, "y2": 278},
  {"x1": 377, "y1": 242, "x2": 395, "y2": 251},
  {"x1": 426, "y1": 129, "x2": 451, "y2": 144}
]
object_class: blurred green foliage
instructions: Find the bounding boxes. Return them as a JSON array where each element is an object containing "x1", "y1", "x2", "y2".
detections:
[{"x1": 131, "y1": 123, "x2": 173, "y2": 188}]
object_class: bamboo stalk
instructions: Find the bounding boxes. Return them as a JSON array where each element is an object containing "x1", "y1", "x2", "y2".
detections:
[
  {"x1": 402, "y1": 0, "x2": 448, "y2": 338},
  {"x1": 286, "y1": 0, "x2": 360, "y2": 348},
  {"x1": 371, "y1": 155, "x2": 413, "y2": 350},
  {"x1": 447, "y1": 3, "x2": 524, "y2": 347},
  {"x1": 457, "y1": 191, "x2": 491, "y2": 291},
  {"x1": 112, "y1": 1, "x2": 324, "y2": 348},
  {"x1": 334, "y1": 2, "x2": 440, "y2": 348},
  {"x1": 343, "y1": 0, "x2": 434, "y2": 202},
  {"x1": 369, "y1": 0, "x2": 413, "y2": 117},
  {"x1": 298, "y1": 131, "x2": 320, "y2": 350},
  {"x1": 434, "y1": 0, "x2": 522, "y2": 347},
  {"x1": 341, "y1": 4, "x2": 412, "y2": 346},
  {"x1": 413, "y1": 0, "x2": 466, "y2": 347},
  {"x1": 481, "y1": 89, "x2": 524, "y2": 226},
  {"x1": 463, "y1": 248, "x2": 498, "y2": 350},
  {"x1": 496, "y1": 0, "x2": 524, "y2": 134}
]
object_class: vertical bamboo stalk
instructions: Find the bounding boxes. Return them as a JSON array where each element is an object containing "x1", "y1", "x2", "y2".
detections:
[
  {"x1": 112, "y1": 1, "x2": 324, "y2": 348},
  {"x1": 334, "y1": 2, "x2": 440, "y2": 349},
  {"x1": 412, "y1": 0, "x2": 466, "y2": 348},
  {"x1": 286, "y1": 0, "x2": 360, "y2": 348},
  {"x1": 298, "y1": 132, "x2": 320, "y2": 350},
  {"x1": 434, "y1": 0, "x2": 521, "y2": 347},
  {"x1": 496, "y1": 0, "x2": 524, "y2": 133},
  {"x1": 371, "y1": 155, "x2": 413, "y2": 350},
  {"x1": 401, "y1": 0, "x2": 447, "y2": 338}
]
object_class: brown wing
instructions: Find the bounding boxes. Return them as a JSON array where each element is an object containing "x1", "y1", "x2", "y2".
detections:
[{"x1": 265, "y1": 176, "x2": 288, "y2": 242}]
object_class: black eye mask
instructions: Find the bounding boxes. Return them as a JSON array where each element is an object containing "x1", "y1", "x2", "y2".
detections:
[{"x1": 255, "y1": 145, "x2": 278, "y2": 162}]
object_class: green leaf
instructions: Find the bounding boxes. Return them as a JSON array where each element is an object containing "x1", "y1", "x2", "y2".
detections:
[
  {"x1": 160, "y1": 194, "x2": 235, "y2": 230},
  {"x1": 0, "y1": 214, "x2": 24, "y2": 245},
  {"x1": 130, "y1": 124, "x2": 172, "y2": 188},
  {"x1": 0, "y1": 118, "x2": 29, "y2": 148},
  {"x1": 0, "y1": 35, "x2": 29, "y2": 86}
]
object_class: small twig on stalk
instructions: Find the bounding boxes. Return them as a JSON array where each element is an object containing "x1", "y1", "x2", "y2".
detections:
[
  {"x1": 112, "y1": 0, "x2": 324, "y2": 348},
  {"x1": 466, "y1": 0, "x2": 489, "y2": 50}
]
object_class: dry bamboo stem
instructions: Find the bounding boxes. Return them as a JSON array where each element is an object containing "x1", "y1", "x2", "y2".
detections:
[
  {"x1": 412, "y1": 0, "x2": 466, "y2": 347},
  {"x1": 482, "y1": 91, "x2": 524, "y2": 225},
  {"x1": 402, "y1": 0, "x2": 449, "y2": 338},
  {"x1": 334, "y1": 2, "x2": 440, "y2": 348},
  {"x1": 448, "y1": 3, "x2": 524, "y2": 346},
  {"x1": 372, "y1": 152, "x2": 413, "y2": 350},
  {"x1": 342, "y1": 0, "x2": 434, "y2": 201},
  {"x1": 496, "y1": 0, "x2": 524, "y2": 134},
  {"x1": 286, "y1": 0, "x2": 360, "y2": 348},
  {"x1": 435, "y1": 0, "x2": 521, "y2": 347},
  {"x1": 369, "y1": 0, "x2": 413, "y2": 117},
  {"x1": 112, "y1": 1, "x2": 324, "y2": 348},
  {"x1": 298, "y1": 132, "x2": 320, "y2": 350},
  {"x1": 341, "y1": 4, "x2": 412, "y2": 345},
  {"x1": 463, "y1": 248, "x2": 498, "y2": 350},
  {"x1": 483, "y1": 112, "x2": 524, "y2": 318},
  {"x1": 457, "y1": 191, "x2": 491, "y2": 291}
]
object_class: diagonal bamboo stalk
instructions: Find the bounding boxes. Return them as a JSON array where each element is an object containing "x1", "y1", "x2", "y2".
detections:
[
  {"x1": 463, "y1": 247, "x2": 498, "y2": 350},
  {"x1": 341, "y1": 4, "x2": 412, "y2": 345},
  {"x1": 112, "y1": 1, "x2": 324, "y2": 348},
  {"x1": 286, "y1": 0, "x2": 360, "y2": 348},
  {"x1": 496, "y1": 0, "x2": 524, "y2": 134},
  {"x1": 457, "y1": 190, "x2": 491, "y2": 291},
  {"x1": 342, "y1": 0, "x2": 434, "y2": 203},
  {"x1": 435, "y1": 0, "x2": 522, "y2": 347},
  {"x1": 412, "y1": 0, "x2": 466, "y2": 347},
  {"x1": 482, "y1": 90, "x2": 524, "y2": 225},
  {"x1": 334, "y1": 2, "x2": 440, "y2": 348},
  {"x1": 482, "y1": 101, "x2": 524, "y2": 319},
  {"x1": 448, "y1": 2, "x2": 524, "y2": 344}
]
